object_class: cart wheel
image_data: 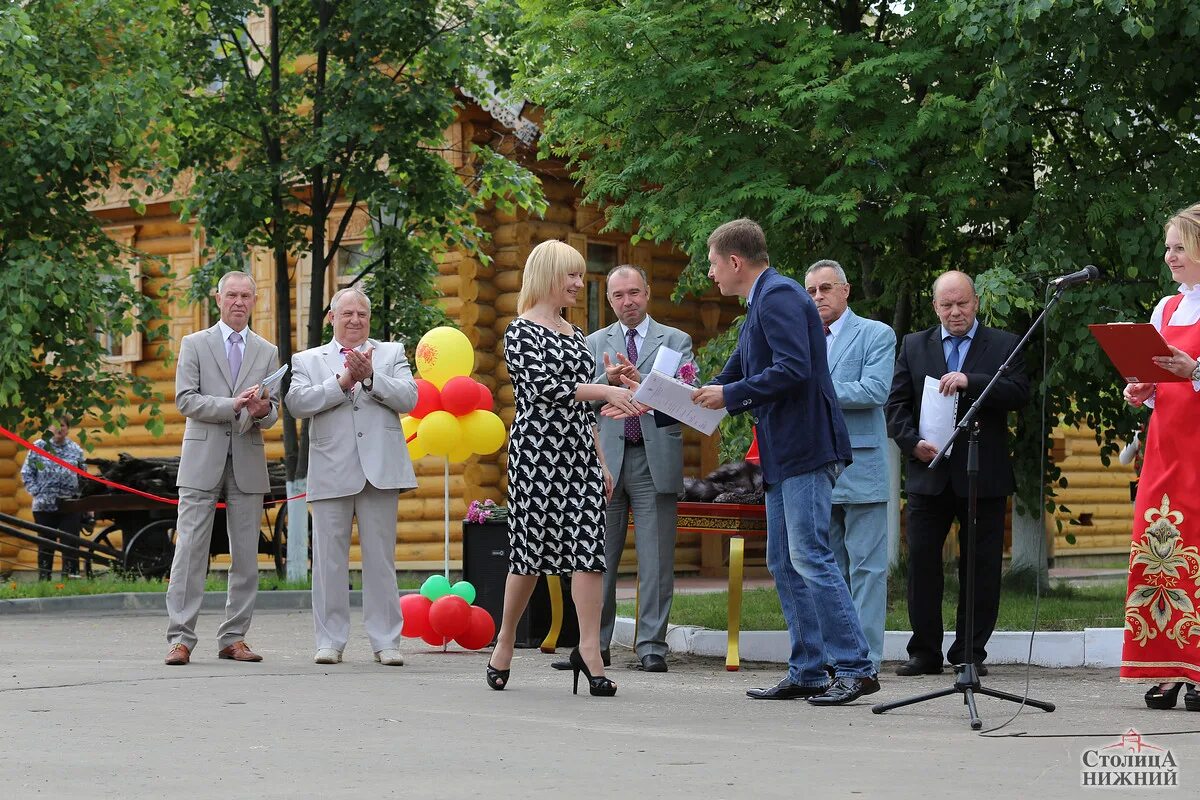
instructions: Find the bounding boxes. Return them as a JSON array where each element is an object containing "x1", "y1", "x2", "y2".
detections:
[
  {"x1": 271, "y1": 503, "x2": 312, "y2": 579},
  {"x1": 92, "y1": 523, "x2": 122, "y2": 551},
  {"x1": 122, "y1": 520, "x2": 177, "y2": 579}
]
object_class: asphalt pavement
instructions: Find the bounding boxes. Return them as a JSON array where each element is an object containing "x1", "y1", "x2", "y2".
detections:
[{"x1": 1, "y1": 608, "x2": 1196, "y2": 799}]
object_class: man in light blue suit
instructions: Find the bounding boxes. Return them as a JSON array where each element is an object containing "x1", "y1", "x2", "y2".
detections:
[{"x1": 805, "y1": 260, "x2": 896, "y2": 672}]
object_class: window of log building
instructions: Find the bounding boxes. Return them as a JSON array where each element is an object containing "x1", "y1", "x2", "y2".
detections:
[{"x1": 584, "y1": 241, "x2": 618, "y2": 332}]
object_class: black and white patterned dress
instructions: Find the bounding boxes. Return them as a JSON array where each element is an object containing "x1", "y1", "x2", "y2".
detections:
[{"x1": 503, "y1": 317, "x2": 606, "y2": 575}]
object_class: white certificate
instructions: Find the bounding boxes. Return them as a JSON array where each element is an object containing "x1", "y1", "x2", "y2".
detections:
[
  {"x1": 258, "y1": 363, "x2": 290, "y2": 398},
  {"x1": 632, "y1": 370, "x2": 726, "y2": 436},
  {"x1": 650, "y1": 346, "x2": 682, "y2": 379},
  {"x1": 919, "y1": 375, "x2": 959, "y2": 456}
]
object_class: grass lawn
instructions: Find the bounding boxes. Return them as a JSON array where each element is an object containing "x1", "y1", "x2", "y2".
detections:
[
  {"x1": 0, "y1": 572, "x2": 427, "y2": 600},
  {"x1": 617, "y1": 580, "x2": 1128, "y2": 632}
]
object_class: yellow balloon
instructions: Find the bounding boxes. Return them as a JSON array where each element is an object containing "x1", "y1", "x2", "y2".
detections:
[
  {"x1": 407, "y1": 432, "x2": 429, "y2": 461},
  {"x1": 414, "y1": 326, "x2": 474, "y2": 389},
  {"x1": 459, "y1": 410, "x2": 507, "y2": 455},
  {"x1": 446, "y1": 444, "x2": 475, "y2": 463},
  {"x1": 401, "y1": 415, "x2": 420, "y2": 439},
  {"x1": 417, "y1": 410, "x2": 463, "y2": 456}
]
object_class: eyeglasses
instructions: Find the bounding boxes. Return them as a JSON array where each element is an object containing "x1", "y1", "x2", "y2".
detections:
[{"x1": 805, "y1": 282, "x2": 845, "y2": 296}]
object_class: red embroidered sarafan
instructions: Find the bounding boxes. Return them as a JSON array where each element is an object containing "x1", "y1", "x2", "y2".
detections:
[{"x1": 1121, "y1": 293, "x2": 1200, "y2": 683}]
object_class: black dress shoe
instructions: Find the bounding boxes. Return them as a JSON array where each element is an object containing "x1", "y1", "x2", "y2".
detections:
[
  {"x1": 807, "y1": 675, "x2": 881, "y2": 706},
  {"x1": 552, "y1": 649, "x2": 610, "y2": 670},
  {"x1": 895, "y1": 658, "x2": 943, "y2": 676},
  {"x1": 746, "y1": 677, "x2": 830, "y2": 700},
  {"x1": 639, "y1": 654, "x2": 668, "y2": 672},
  {"x1": 954, "y1": 662, "x2": 988, "y2": 678}
]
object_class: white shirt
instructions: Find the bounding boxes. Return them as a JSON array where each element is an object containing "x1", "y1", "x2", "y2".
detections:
[
  {"x1": 1149, "y1": 284, "x2": 1200, "y2": 393},
  {"x1": 825, "y1": 310, "x2": 849, "y2": 353}
]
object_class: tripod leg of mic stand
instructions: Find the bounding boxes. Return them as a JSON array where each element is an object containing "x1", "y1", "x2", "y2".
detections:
[
  {"x1": 974, "y1": 685, "x2": 1056, "y2": 712},
  {"x1": 871, "y1": 686, "x2": 959, "y2": 714},
  {"x1": 962, "y1": 688, "x2": 982, "y2": 730}
]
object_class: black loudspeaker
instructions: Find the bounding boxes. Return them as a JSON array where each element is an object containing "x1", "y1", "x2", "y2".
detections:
[{"x1": 462, "y1": 522, "x2": 579, "y2": 649}]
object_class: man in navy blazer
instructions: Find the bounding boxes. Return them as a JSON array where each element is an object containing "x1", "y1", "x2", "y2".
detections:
[
  {"x1": 885, "y1": 270, "x2": 1030, "y2": 677},
  {"x1": 693, "y1": 219, "x2": 878, "y2": 705},
  {"x1": 805, "y1": 260, "x2": 896, "y2": 673}
]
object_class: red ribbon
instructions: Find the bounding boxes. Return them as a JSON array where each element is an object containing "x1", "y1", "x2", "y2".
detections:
[{"x1": 0, "y1": 424, "x2": 306, "y2": 508}]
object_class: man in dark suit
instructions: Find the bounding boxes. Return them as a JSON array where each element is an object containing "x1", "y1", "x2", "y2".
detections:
[
  {"x1": 885, "y1": 270, "x2": 1031, "y2": 677},
  {"x1": 693, "y1": 219, "x2": 878, "y2": 706}
]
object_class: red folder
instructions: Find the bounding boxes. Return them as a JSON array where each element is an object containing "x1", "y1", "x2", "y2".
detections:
[{"x1": 1088, "y1": 323, "x2": 1189, "y2": 383}]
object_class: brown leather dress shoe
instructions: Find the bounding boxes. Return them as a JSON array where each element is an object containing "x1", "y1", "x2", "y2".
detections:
[
  {"x1": 218, "y1": 641, "x2": 263, "y2": 662},
  {"x1": 165, "y1": 643, "x2": 191, "y2": 666}
]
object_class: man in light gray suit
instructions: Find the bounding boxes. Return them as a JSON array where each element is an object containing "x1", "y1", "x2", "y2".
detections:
[
  {"x1": 165, "y1": 271, "x2": 279, "y2": 666},
  {"x1": 286, "y1": 286, "x2": 418, "y2": 667},
  {"x1": 805, "y1": 260, "x2": 896, "y2": 672},
  {"x1": 554, "y1": 265, "x2": 693, "y2": 673}
]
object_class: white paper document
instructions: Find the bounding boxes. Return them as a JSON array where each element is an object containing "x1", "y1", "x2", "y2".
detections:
[
  {"x1": 650, "y1": 346, "x2": 683, "y2": 379},
  {"x1": 919, "y1": 375, "x2": 959, "y2": 456},
  {"x1": 632, "y1": 370, "x2": 726, "y2": 436},
  {"x1": 258, "y1": 363, "x2": 290, "y2": 398}
]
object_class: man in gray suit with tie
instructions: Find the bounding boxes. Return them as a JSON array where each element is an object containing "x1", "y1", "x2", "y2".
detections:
[
  {"x1": 554, "y1": 265, "x2": 693, "y2": 673},
  {"x1": 286, "y1": 287, "x2": 418, "y2": 667},
  {"x1": 804, "y1": 260, "x2": 896, "y2": 673},
  {"x1": 165, "y1": 271, "x2": 280, "y2": 666}
]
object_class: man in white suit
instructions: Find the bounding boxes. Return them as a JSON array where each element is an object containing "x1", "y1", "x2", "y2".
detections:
[
  {"x1": 805, "y1": 260, "x2": 896, "y2": 673},
  {"x1": 555, "y1": 265, "x2": 693, "y2": 673},
  {"x1": 286, "y1": 286, "x2": 418, "y2": 666},
  {"x1": 165, "y1": 271, "x2": 280, "y2": 666}
]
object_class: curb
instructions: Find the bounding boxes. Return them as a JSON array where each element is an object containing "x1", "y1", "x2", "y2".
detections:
[
  {"x1": 611, "y1": 617, "x2": 1125, "y2": 668},
  {"x1": 0, "y1": 590, "x2": 363, "y2": 615}
]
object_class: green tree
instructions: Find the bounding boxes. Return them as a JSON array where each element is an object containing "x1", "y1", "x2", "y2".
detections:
[
  {"x1": 0, "y1": 0, "x2": 180, "y2": 439},
  {"x1": 518, "y1": 0, "x2": 1200, "y2": 515},
  {"x1": 176, "y1": 0, "x2": 544, "y2": 481}
]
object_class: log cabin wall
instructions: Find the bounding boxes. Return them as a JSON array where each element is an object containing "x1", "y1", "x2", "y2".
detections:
[{"x1": 0, "y1": 101, "x2": 1138, "y2": 576}]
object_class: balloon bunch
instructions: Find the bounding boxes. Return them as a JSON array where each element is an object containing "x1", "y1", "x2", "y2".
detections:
[
  {"x1": 403, "y1": 326, "x2": 506, "y2": 462},
  {"x1": 399, "y1": 575, "x2": 496, "y2": 650}
]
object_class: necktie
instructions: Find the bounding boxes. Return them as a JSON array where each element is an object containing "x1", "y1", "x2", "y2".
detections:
[
  {"x1": 823, "y1": 325, "x2": 832, "y2": 337},
  {"x1": 228, "y1": 331, "x2": 243, "y2": 385},
  {"x1": 624, "y1": 329, "x2": 641, "y2": 444},
  {"x1": 946, "y1": 335, "x2": 967, "y2": 372}
]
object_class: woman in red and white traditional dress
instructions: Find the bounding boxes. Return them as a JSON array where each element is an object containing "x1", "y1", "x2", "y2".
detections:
[{"x1": 1121, "y1": 203, "x2": 1200, "y2": 710}]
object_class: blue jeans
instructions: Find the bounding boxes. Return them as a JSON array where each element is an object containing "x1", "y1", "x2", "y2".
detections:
[{"x1": 765, "y1": 463, "x2": 873, "y2": 685}]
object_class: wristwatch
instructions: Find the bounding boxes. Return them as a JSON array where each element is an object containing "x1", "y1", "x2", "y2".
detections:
[
  {"x1": 1191, "y1": 358, "x2": 1200, "y2": 383},
  {"x1": 361, "y1": 374, "x2": 374, "y2": 392}
]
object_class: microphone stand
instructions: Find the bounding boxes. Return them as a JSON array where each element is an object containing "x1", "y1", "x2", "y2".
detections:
[{"x1": 872, "y1": 285, "x2": 1065, "y2": 729}]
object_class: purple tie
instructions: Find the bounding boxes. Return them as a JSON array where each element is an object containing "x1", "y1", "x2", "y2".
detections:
[
  {"x1": 228, "y1": 331, "x2": 243, "y2": 385},
  {"x1": 624, "y1": 329, "x2": 642, "y2": 444}
]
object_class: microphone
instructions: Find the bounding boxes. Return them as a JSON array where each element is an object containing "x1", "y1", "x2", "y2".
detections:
[{"x1": 1051, "y1": 264, "x2": 1100, "y2": 287}]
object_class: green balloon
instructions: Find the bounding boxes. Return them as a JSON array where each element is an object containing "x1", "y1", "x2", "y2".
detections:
[
  {"x1": 450, "y1": 580, "x2": 476, "y2": 605},
  {"x1": 420, "y1": 574, "x2": 452, "y2": 601}
]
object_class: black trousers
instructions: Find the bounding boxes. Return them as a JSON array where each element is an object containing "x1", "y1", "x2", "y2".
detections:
[
  {"x1": 904, "y1": 488, "x2": 1006, "y2": 665},
  {"x1": 33, "y1": 510, "x2": 82, "y2": 580}
]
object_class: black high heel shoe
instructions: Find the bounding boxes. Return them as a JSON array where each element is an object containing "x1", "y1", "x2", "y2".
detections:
[
  {"x1": 486, "y1": 662, "x2": 510, "y2": 691},
  {"x1": 569, "y1": 647, "x2": 617, "y2": 697},
  {"x1": 1184, "y1": 684, "x2": 1199, "y2": 711},
  {"x1": 1145, "y1": 682, "x2": 1183, "y2": 709}
]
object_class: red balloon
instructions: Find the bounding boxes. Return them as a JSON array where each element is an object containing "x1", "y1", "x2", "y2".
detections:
[
  {"x1": 441, "y1": 376, "x2": 481, "y2": 416},
  {"x1": 455, "y1": 605, "x2": 497, "y2": 650},
  {"x1": 421, "y1": 627, "x2": 448, "y2": 647},
  {"x1": 475, "y1": 383, "x2": 494, "y2": 411},
  {"x1": 411, "y1": 379, "x2": 442, "y2": 419},
  {"x1": 427, "y1": 594, "x2": 472, "y2": 639},
  {"x1": 399, "y1": 593, "x2": 432, "y2": 638}
]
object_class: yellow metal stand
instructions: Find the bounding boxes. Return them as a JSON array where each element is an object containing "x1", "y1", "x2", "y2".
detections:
[
  {"x1": 725, "y1": 536, "x2": 745, "y2": 671},
  {"x1": 540, "y1": 575, "x2": 564, "y2": 652}
]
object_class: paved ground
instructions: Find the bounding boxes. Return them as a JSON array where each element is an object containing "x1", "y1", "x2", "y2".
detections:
[{"x1": 1, "y1": 609, "x2": 1196, "y2": 798}]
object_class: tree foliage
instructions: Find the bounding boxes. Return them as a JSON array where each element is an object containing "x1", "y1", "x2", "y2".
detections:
[
  {"x1": 175, "y1": 0, "x2": 545, "y2": 478},
  {"x1": 518, "y1": 0, "x2": 1200, "y2": 511},
  {"x1": 0, "y1": 0, "x2": 181, "y2": 440}
]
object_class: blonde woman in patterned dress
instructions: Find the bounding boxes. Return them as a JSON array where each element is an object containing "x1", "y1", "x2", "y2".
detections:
[
  {"x1": 1121, "y1": 204, "x2": 1200, "y2": 710},
  {"x1": 485, "y1": 240, "x2": 642, "y2": 697}
]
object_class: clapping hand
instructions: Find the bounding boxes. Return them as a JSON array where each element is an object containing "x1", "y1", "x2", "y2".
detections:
[
  {"x1": 244, "y1": 386, "x2": 271, "y2": 419},
  {"x1": 602, "y1": 352, "x2": 642, "y2": 385},
  {"x1": 339, "y1": 346, "x2": 375, "y2": 389}
]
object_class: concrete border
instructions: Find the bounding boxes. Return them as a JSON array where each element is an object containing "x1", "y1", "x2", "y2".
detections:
[
  {"x1": 0, "y1": 590, "x2": 357, "y2": 614},
  {"x1": 611, "y1": 618, "x2": 1125, "y2": 668}
]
